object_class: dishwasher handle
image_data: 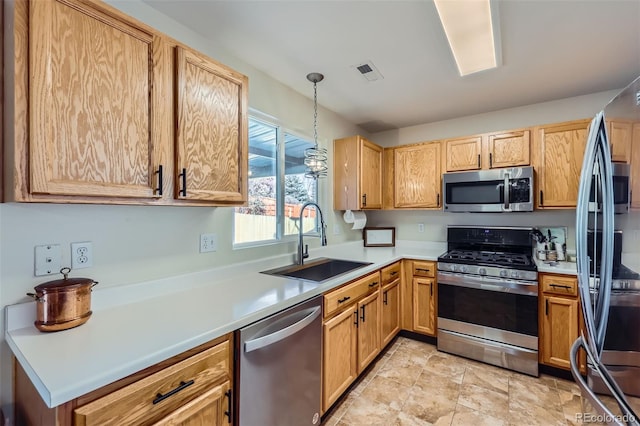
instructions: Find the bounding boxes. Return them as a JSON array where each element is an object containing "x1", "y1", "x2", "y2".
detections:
[{"x1": 244, "y1": 306, "x2": 321, "y2": 353}]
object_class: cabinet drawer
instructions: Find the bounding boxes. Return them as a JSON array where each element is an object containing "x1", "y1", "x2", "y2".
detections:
[
  {"x1": 381, "y1": 262, "x2": 401, "y2": 285},
  {"x1": 74, "y1": 340, "x2": 230, "y2": 426},
  {"x1": 324, "y1": 272, "x2": 381, "y2": 318},
  {"x1": 412, "y1": 261, "x2": 435, "y2": 277},
  {"x1": 541, "y1": 274, "x2": 578, "y2": 296}
]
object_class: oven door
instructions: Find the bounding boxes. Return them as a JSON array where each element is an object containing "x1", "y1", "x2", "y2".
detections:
[{"x1": 437, "y1": 271, "x2": 538, "y2": 350}]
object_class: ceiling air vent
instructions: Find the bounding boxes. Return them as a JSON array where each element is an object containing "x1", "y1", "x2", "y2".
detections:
[{"x1": 353, "y1": 60, "x2": 384, "y2": 82}]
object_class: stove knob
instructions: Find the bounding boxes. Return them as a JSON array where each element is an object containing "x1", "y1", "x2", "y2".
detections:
[
  {"x1": 511, "y1": 271, "x2": 519, "y2": 278},
  {"x1": 499, "y1": 270, "x2": 507, "y2": 278},
  {"x1": 459, "y1": 265, "x2": 467, "y2": 274},
  {"x1": 478, "y1": 268, "x2": 487, "y2": 275}
]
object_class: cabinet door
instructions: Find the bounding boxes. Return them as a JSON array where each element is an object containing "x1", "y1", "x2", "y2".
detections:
[
  {"x1": 153, "y1": 381, "x2": 231, "y2": 426},
  {"x1": 176, "y1": 46, "x2": 248, "y2": 203},
  {"x1": 631, "y1": 124, "x2": 640, "y2": 209},
  {"x1": 609, "y1": 120, "x2": 632, "y2": 163},
  {"x1": 357, "y1": 291, "x2": 380, "y2": 373},
  {"x1": 445, "y1": 136, "x2": 482, "y2": 172},
  {"x1": 322, "y1": 307, "x2": 358, "y2": 413},
  {"x1": 380, "y1": 280, "x2": 401, "y2": 347},
  {"x1": 541, "y1": 295, "x2": 579, "y2": 370},
  {"x1": 29, "y1": 0, "x2": 158, "y2": 198},
  {"x1": 360, "y1": 139, "x2": 383, "y2": 209},
  {"x1": 536, "y1": 120, "x2": 589, "y2": 208},
  {"x1": 394, "y1": 142, "x2": 441, "y2": 208},
  {"x1": 413, "y1": 277, "x2": 436, "y2": 336},
  {"x1": 487, "y1": 130, "x2": 530, "y2": 168}
]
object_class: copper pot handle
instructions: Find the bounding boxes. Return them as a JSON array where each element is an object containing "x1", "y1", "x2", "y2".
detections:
[{"x1": 26, "y1": 293, "x2": 43, "y2": 302}]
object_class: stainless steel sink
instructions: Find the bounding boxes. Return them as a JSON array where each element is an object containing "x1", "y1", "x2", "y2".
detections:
[{"x1": 261, "y1": 257, "x2": 372, "y2": 282}]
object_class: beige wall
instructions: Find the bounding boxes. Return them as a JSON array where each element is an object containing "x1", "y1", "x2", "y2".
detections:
[{"x1": 0, "y1": 0, "x2": 365, "y2": 414}]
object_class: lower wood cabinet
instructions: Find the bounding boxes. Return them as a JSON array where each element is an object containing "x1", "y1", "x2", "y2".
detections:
[
  {"x1": 411, "y1": 260, "x2": 437, "y2": 337},
  {"x1": 380, "y1": 278, "x2": 401, "y2": 347},
  {"x1": 322, "y1": 271, "x2": 381, "y2": 413},
  {"x1": 14, "y1": 334, "x2": 233, "y2": 426},
  {"x1": 539, "y1": 273, "x2": 583, "y2": 371}
]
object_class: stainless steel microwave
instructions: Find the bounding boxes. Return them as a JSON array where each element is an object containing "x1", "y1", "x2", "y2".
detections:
[
  {"x1": 442, "y1": 166, "x2": 534, "y2": 212},
  {"x1": 589, "y1": 162, "x2": 630, "y2": 214}
]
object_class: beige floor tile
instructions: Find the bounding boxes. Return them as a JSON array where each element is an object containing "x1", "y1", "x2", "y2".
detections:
[
  {"x1": 391, "y1": 410, "x2": 454, "y2": 426},
  {"x1": 323, "y1": 393, "x2": 356, "y2": 425},
  {"x1": 360, "y1": 375, "x2": 412, "y2": 410},
  {"x1": 452, "y1": 404, "x2": 508, "y2": 426},
  {"x1": 508, "y1": 374, "x2": 563, "y2": 412},
  {"x1": 422, "y1": 351, "x2": 466, "y2": 384},
  {"x1": 376, "y1": 351, "x2": 424, "y2": 387},
  {"x1": 457, "y1": 382, "x2": 509, "y2": 420},
  {"x1": 507, "y1": 403, "x2": 566, "y2": 426},
  {"x1": 401, "y1": 373, "x2": 459, "y2": 425},
  {"x1": 340, "y1": 393, "x2": 400, "y2": 425},
  {"x1": 461, "y1": 364, "x2": 510, "y2": 395}
]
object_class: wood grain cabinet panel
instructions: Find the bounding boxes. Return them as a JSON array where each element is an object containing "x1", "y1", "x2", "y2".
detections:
[
  {"x1": 333, "y1": 135, "x2": 382, "y2": 210},
  {"x1": 29, "y1": 0, "x2": 159, "y2": 198},
  {"x1": 535, "y1": 119, "x2": 590, "y2": 208},
  {"x1": 176, "y1": 46, "x2": 248, "y2": 203},
  {"x1": 357, "y1": 291, "x2": 380, "y2": 372},
  {"x1": 394, "y1": 141, "x2": 441, "y2": 208},
  {"x1": 632, "y1": 124, "x2": 640, "y2": 209},
  {"x1": 413, "y1": 276, "x2": 436, "y2": 336},
  {"x1": 153, "y1": 381, "x2": 230, "y2": 426},
  {"x1": 608, "y1": 120, "x2": 632, "y2": 163},
  {"x1": 540, "y1": 295, "x2": 579, "y2": 370},
  {"x1": 487, "y1": 130, "x2": 530, "y2": 168},
  {"x1": 380, "y1": 279, "x2": 401, "y2": 347},
  {"x1": 322, "y1": 306, "x2": 358, "y2": 413},
  {"x1": 74, "y1": 341, "x2": 230, "y2": 425},
  {"x1": 445, "y1": 136, "x2": 482, "y2": 172},
  {"x1": 382, "y1": 148, "x2": 395, "y2": 209}
]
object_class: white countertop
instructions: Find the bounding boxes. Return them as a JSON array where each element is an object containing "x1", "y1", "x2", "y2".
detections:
[
  {"x1": 5, "y1": 240, "x2": 446, "y2": 408},
  {"x1": 534, "y1": 258, "x2": 578, "y2": 275}
]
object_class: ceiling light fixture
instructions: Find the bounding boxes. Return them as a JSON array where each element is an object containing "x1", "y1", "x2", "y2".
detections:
[
  {"x1": 304, "y1": 72, "x2": 328, "y2": 180},
  {"x1": 434, "y1": 0, "x2": 501, "y2": 76}
]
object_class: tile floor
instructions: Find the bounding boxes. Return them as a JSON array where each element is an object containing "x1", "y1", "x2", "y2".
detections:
[{"x1": 322, "y1": 336, "x2": 640, "y2": 426}]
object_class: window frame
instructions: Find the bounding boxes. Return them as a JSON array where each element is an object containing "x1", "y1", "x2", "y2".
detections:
[{"x1": 233, "y1": 109, "x2": 323, "y2": 249}]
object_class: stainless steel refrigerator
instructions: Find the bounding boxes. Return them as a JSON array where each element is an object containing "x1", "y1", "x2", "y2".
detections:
[{"x1": 572, "y1": 76, "x2": 640, "y2": 425}]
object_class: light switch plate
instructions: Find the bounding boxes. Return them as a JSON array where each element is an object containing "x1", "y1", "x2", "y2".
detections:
[{"x1": 35, "y1": 244, "x2": 62, "y2": 276}]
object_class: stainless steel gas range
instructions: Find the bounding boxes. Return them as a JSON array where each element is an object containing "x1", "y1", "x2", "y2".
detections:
[{"x1": 437, "y1": 226, "x2": 539, "y2": 376}]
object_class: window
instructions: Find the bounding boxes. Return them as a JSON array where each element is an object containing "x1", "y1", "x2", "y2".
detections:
[{"x1": 234, "y1": 116, "x2": 319, "y2": 246}]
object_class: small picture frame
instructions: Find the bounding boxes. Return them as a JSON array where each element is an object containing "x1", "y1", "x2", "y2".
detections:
[{"x1": 363, "y1": 227, "x2": 396, "y2": 247}]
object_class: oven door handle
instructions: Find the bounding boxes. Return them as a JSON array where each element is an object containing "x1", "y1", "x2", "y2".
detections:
[{"x1": 437, "y1": 271, "x2": 538, "y2": 296}]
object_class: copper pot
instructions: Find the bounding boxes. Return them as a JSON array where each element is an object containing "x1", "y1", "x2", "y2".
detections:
[{"x1": 27, "y1": 267, "x2": 98, "y2": 332}]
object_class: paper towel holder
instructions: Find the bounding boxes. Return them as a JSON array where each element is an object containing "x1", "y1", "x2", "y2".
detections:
[{"x1": 363, "y1": 227, "x2": 396, "y2": 247}]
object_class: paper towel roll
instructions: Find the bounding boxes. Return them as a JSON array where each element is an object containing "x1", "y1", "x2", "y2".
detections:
[{"x1": 343, "y1": 210, "x2": 367, "y2": 230}]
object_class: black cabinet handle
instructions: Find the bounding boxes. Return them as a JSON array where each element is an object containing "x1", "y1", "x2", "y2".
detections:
[
  {"x1": 362, "y1": 194, "x2": 367, "y2": 207},
  {"x1": 550, "y1": 283, "x2": 571, "y2": 290},
  {"x1": 179, "y1": 168, "x2": 187, "y2": 197},
  {"x1": 360, "y1": 305, "x2": 366, "y2": 322},
  {"x1": 416, "y1": 268, "x2": 431, "y2": 273},
  {"x1": 155, "y1": 165, "x2": 163, "y2": 196},
  {"x1": 224, "y1": 389, "x2": 232, "y2": 423},
  {"x1": 540, "y1": 190, "x2": 544, "y2": 206},
  {"x1": 477, "y1": 154, "x2": 481, "y2": 168},
  {"x1": 338, "y1": 296, "x2": 351, "y2": 304},
  {"x1": 369, "y1": 281, "x2": 378, "y2": 288},
  {"x1": 390, "y1": 271, "x2": 398, "y2": 276},
  {"x1": 430, "y1": 282, "x2": 433, "y2": 296},
  {"x1": 437, "y1": 193, "x2": 440, "y2": 206},
  {"x1": 153, "y1": 380, "x2": 194, "y2": 405},
  {"x1": 383, "y1": 291, "x2": 388, "y2": 305},
  {"x1": 354, "y1": 310, "x2": 359, "y2": 327},
  {"x1": 545, "y1": 299, "x2": 549, "y2": 316},
  {"x1": 489, "y1": 153, "x2": 493, "y2": 168}
]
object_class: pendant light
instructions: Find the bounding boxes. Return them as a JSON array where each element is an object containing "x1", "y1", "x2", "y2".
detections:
[{"x1": 304, "y1": 72, "x2": 328, "y2": 179}]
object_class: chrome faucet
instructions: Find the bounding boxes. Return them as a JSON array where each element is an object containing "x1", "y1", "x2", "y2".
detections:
[{"x1": 297, "y1": 201, "x2": 327, "y2": 265}]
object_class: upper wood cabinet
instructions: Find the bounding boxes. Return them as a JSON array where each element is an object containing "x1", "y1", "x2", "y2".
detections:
[
  {"x1": 175, "y1": 46, "x2": 248, "y2": 203},
  {"x1": 533, "y1": 119, "x2": 590, "y2": 208},
  {"x1": 608, "y1": 120, "x2": 632, "y2": 163},
  {"x1": 382, "y1": 148, "x2": 395, "y2": 209},
  {"x1": 333, "y1": 135, "x2": 383, "y2": 210},
  {"x1": 10, "y1": 0, "x2": 248, "y2": 206},
  {"x1": 445, "y1": 136, "x2": 482, "y2": 172},
  {"x1": 394, "y1": 141, "x2": 441, "y2": 208},
  {"x1": 29, "y1": 0, "x2": 160, "y2": 199},
  {"x1": 444, "y1": 130, "x2": 530, "y2": 172},
  {"x1": 631, "y1": 124, "x2": 640, "y2": 209}
]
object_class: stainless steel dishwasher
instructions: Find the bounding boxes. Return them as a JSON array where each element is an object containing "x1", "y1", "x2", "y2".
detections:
[{"x1": 238, "y1": 295, "x2": 322, "y2": 426}]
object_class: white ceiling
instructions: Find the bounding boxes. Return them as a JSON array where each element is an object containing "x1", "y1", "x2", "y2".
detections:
[{"x1": 143, "y1": 0, "x2": 640, "y2": 133}]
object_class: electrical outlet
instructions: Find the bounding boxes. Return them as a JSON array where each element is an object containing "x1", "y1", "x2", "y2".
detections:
[
  {"x1": 200, "y1": 233, "x2": 217, "y2": 253},
  {"x1": 35, "y1": 244, "x2": 62, "y2": 276},
  {"x1": 418, "y1": 223, "x2": 425, "y2": 233},
  {"x1": 71, "y1": 242, "x2": 93, "y2": 269}
]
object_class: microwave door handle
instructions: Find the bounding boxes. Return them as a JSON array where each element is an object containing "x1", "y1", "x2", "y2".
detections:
[{"x1": 504, "y1": 173, "x2": 510, "y2": 210}]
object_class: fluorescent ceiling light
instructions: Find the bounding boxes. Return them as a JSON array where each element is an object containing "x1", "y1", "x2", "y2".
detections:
[{"x1": 434, "y1": 0, "x2": 500, "y2": 76}]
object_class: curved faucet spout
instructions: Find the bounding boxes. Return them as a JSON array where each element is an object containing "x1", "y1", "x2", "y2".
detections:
[{"x1": 298, "y1": 202, "x2": 327, "y2": 265}]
